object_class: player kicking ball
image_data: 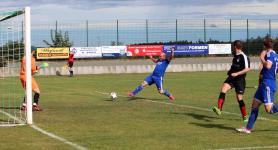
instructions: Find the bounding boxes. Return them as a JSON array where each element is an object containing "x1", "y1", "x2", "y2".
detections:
[
  {"x1": 128, "y1": 47, "x2": 175, "y2": 102},
  {"x1": 236, "y1": 37, "x2": 278, "y2": 134},
  {"x1": 212, "y1": 40, "x2": 251, "y2": 123}
]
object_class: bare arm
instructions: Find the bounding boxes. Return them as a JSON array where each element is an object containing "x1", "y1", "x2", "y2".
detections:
[
  {"x1": 168, "y1": 48, "x2": 174, "y2": 61},
  {"x1": 260, "y1": 50, "x2": 272, "y2": 69},
  {"x1": 149, "y1": 55, "x2": 158, "y2": 63},
  {"x1": 231, "y1": 68, "x2": 251, "y2": 77}
]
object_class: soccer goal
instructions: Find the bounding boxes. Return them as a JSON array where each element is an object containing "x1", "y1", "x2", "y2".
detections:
[{"x1": 0, "y1": 7, "x2": 32, "y2": 126}]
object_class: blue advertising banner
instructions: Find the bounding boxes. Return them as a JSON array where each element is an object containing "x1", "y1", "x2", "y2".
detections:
[{"x1": 163, "y1": 44, "x2": 209, "y2": 56}]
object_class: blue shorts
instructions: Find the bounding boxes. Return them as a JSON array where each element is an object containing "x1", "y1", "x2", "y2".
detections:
[
  {"x1": 144, "y1": 75, "x2": 163, "y2": 91},
  {"x1": 254, "y1": 82, "x2": 276, "y2": 104}
]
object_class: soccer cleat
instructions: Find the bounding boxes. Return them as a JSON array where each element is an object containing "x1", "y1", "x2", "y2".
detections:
[
  {"x1": 236, "y1": 127, "x2": 251, "y2": 134},
  {"x1": 20, "y1": 105, "x2": 26, "y2": 111},
  {"x1": 243, "y1": 116, "x2": 248, "y2": 123},
  {"x1": 169, "y1": 95, "x2": 175, "y2": 102},
  {"x1": 32, "y1": 103, "x2": 42, "y2": 111},
  {"x1": 212, "y1": 106, "x2": 221, "y2": 115},
  {"x1": 127, "y1": 92, "x2": 134, "y2": 97}
]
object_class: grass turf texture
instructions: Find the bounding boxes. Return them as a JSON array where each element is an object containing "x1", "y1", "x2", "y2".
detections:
[{"x1": 1, "y1": 71, "x2": 278, "y2": 150}]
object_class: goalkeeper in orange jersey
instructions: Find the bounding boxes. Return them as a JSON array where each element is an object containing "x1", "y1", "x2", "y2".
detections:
[{"x1": 20, "y1": 49, "x2": 42, "y2": 111}]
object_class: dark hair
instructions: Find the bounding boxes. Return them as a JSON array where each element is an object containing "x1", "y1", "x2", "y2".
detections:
[
  {"x1": 264, "y1": 36, "x2": 273, "y2": 49},
  {"x1": 233, "y1": 40, "x2": 242, "y2": 49}
]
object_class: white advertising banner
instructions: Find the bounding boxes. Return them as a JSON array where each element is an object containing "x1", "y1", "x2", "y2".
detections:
[
  {"x1": 208, "y1": 44, "x2": 231, "y2": 54},
  {"x1": 70, "y1": 47, "x2": 102, "y2": 58},
  {"x1": 101, "y1": 46, "x2": 127, "y2": 57}
]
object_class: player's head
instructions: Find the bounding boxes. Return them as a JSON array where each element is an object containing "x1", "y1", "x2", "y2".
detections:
[
  {"x1": 31, "y1": 48, "x2": 36, "y2": 56},
  {"x1": 159, "y1": 52, "x2": 166, "y2": 60},
  {"x1": 233, "y1": 40, "x2": 243, "y2": 51},
  {"x1": 263, "y1": 36, "x2": 273, "y2": 49}
]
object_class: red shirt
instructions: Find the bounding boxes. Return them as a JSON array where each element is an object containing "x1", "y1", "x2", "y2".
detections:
[{"x1": 68, "y1": 53, "x2": 74, "y2": 62}]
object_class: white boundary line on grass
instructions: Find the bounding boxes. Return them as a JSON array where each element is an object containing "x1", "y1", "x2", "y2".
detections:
[
  {"x1": 213, "y1": 146, "x2": 278, "y2": 150},
  {"x1": 95, "y1": 90, "x2": 278, "y2": 150},
  {"x1": 0, "y1": 110, "x2": 88, "y2": 150}
]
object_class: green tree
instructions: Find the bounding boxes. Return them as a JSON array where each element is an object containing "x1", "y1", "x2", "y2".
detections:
[
  {"x1": 43, "y1": 30, "x2": 73, "y2": 47},
  {"x1": 0, "y1": 40, "x2": 24, "y2": 67}
]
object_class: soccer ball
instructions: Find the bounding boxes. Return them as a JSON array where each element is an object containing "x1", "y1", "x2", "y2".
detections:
[{"x1": 110, "y1": 92, "x2": 117, "y2": 99}]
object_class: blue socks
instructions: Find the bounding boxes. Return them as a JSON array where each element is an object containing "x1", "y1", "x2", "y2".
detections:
[
  {"x1": 132, "y1": 85, "x2": 143, "y2": 95},
  {"x1": 246, "y1": 108, "x2": 259, "y2": 130},
  {"x1": 163, "y1": 90, "x2": 171, "y2": 97},
  {"x1": 270, "y1": 104, "x2": 278, "y2": 114}
]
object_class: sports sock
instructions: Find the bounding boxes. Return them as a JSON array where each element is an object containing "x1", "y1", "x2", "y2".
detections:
[
  {"x1": 238, "y1": 100, "x2": 247, "y2": 117},
  {"x1": 132, "y1": 85, "x2": 143, "y2": 95},
  {"x1": 163, "y1": 90, "x2": 171, "y2": 97},
  {"x1": 270, "y1": 104, "x2": 278, "y2": 114},
  {"x1": 218, "y1": 92, "x2": 226, "y2": 110},
  {"x1": 34, "y1": 93, "x2": 40, "y2": 104},
  {"x1": 246, "y1": 108, "x2": 258, "y2": 130},
  {"x1": 23, "y1": 96, "x2": 26, "y2": 103}
]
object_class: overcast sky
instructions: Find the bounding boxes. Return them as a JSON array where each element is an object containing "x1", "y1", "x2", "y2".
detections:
[{"x1": 1, "y1": 0, "x2": 278, "y2": 23}]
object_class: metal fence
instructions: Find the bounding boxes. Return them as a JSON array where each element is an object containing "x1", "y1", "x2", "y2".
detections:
[{"x1": 31, "y1": 19, "x2": 278, "y2": 54}]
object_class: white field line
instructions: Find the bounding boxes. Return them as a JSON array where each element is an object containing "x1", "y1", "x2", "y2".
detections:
[
  {"x1": 95, "y1": 91, "x2": 278, "y2": 150},
  {"x1": 94, "y1": 91, "x2": 278, "y2": 123},
  {"x1": 212, "y1": 145, "x2": 278, "y2": 150},
  {"x1": 0, "y1": 110, "x2": 88, "y2": 150}
]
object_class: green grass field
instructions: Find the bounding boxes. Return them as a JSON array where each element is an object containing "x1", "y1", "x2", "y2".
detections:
[{"x1": 1, "y1": 71, "x2": 278, "y2": 150}]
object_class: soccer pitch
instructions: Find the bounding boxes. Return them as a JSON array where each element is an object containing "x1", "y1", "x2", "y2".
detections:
[{"x1": 1, "y1": 71, "x2": 278, "y2": 150}]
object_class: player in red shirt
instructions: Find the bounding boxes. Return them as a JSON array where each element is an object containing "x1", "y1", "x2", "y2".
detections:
[{"x1": 68, "y1": 51, "x2": 74, "y2": 77}]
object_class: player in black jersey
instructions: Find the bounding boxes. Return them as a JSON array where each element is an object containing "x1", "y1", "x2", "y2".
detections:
[{"x1": 212, "y1": 40, "x2": 251, "y2": 123}]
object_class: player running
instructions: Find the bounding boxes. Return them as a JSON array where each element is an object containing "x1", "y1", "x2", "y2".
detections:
[
  {"x1": 236, "y1": 37, "x2": 278, "y2": 134},
  {"x1": 212, "y1": 40, "x2": 251, "y2": 123},
  {"x1": 68, "y1": 51, "x2": 74, "y2": 77},
  {"x1": 20, "y1": 49, "x2": 42, "y2": 111},
  {"x1": 128, "y1": 47, "x2": 175, "y2": 102}
]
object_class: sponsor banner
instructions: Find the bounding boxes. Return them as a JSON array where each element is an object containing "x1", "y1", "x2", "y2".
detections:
[
  {"x1": 127, "y1": 45, "x2": 163, "y2": 56},
  {"x1": 208, "y1": 44, "x2": 231, "y2": 54},
  {"x1": 163, "y1": 44, "x2": 209, "y2": 56},
  {"x1": 37, "y1": 47, "x2": 69, "y2": 59},
  {"x1": 101, "y1": 46, "x2": 127, "y2": 57},
  {"x1": 70, "y1": 47, "x2": 102, "y2": 58}
]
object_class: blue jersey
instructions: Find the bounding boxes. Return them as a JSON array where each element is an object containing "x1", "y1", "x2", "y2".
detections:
[
  {"x1": 261, "y1": 50, "x2": 278, "y2": 89},
  {"x1": 152, "y1": 59, "x2": 170, "y2": 77}
]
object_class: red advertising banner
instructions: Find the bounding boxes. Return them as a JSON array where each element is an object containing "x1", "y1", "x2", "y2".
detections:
[{"x1": 127, "y1": 45, "x2": 163, "y2": 56}]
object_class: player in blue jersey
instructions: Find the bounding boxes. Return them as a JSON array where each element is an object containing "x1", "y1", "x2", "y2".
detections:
[
  {"x1": 128, "y1": 47, "x2": 175, "y2": 102},
  {"x1": 236, "y1": 37, "x2": 278, "y2": 134}
]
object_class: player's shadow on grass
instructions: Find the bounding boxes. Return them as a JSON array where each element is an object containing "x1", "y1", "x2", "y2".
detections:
[
  {"x1": 171, "y1": 112, "x2": 218, "y2": 122},
  {"x1": 127, "y1": 96, "x2": 163, "y2": 101},
  {"x1": 189, "y1": 122, "x2": 235, "y2": 131}
]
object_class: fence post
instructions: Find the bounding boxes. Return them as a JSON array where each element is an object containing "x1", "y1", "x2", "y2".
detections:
[
  {"x1": 116, "y1": 19, "x2": 119, "y2": 46},
  {"x1": 176, "y1": 19, "x2": 178, "y2": 42},
  {"x1": 55, "y1": 20, "x2": 58, "y2": 33},
  {"x1": 86, "y1": 20, "x2": 89, "y2": 47},
  {"x1": 269, "y1": 19, "x2": 271, "y2": 37},
  {"x1": 204, "y1": 19, "x2": 206, "y2": 43},
  {"x1": 246, "y1": 19, "x2": 249, "y2": 54},
  {"x1": 146, "y1": 19, "x2": 149, "y2": 43},
  {"x1": 229, "y1": 19, "x2": 232, "y2": 43}
]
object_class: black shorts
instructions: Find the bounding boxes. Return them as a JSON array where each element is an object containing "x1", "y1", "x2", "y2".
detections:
[
  {"x1": 224, "y1": 76, "x2": 246, "y2": 94},
  {"x1": 68, "y1": 62, "x2": 73, "y2": 68}
]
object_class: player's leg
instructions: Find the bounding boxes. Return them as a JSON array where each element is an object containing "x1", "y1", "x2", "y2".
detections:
[
  {"x1": 263, "y1": 88, "x2": 278, "y2": 114},
  {"x1": 69, "y1": 62, "x2": 73, "y2": 77},
  {"x1": 129, "y1": 75, "x2": 152, "y2": 97},
  {"x1": 212, "y1": 78, "x2": 232, "y2": 115},
  {"x1": 32, "y1": 77, "x2": 42, "y2": 111},
  {"x1": 245, "y1": 99, "x2": 261, "y2": 130},
  {"x1": 235, "y1": 79, "x2": 248, "y2": 122},
  {"x1": 20, "y1": 77, "x2": 27, "y2": 111},
  {"x1": 154, "y1": 77, "x2": 174, "y2": 102}
]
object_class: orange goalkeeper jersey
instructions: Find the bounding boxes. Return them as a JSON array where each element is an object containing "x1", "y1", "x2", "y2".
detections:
[{"x1": 20, "y1": 56, "x2": 38, "y2": 78}]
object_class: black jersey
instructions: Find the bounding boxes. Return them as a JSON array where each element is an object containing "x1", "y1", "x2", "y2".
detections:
[{"x1": 227, "y1": 51, "x2": 250, "y2": 78}]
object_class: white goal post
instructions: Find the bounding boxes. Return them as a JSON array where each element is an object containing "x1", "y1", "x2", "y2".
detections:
[{"x1": 0, "y1": 7, "x2": 32, "y2": 126}]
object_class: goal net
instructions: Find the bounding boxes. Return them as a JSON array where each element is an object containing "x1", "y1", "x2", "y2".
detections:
[{"x1": 0, "y1": 7, "x2": 32, "y2": 126}]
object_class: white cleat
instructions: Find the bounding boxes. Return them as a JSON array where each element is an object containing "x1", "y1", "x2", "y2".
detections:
[{"x1": 236, "y1": 127, "x2": 251, "y2": 134}]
